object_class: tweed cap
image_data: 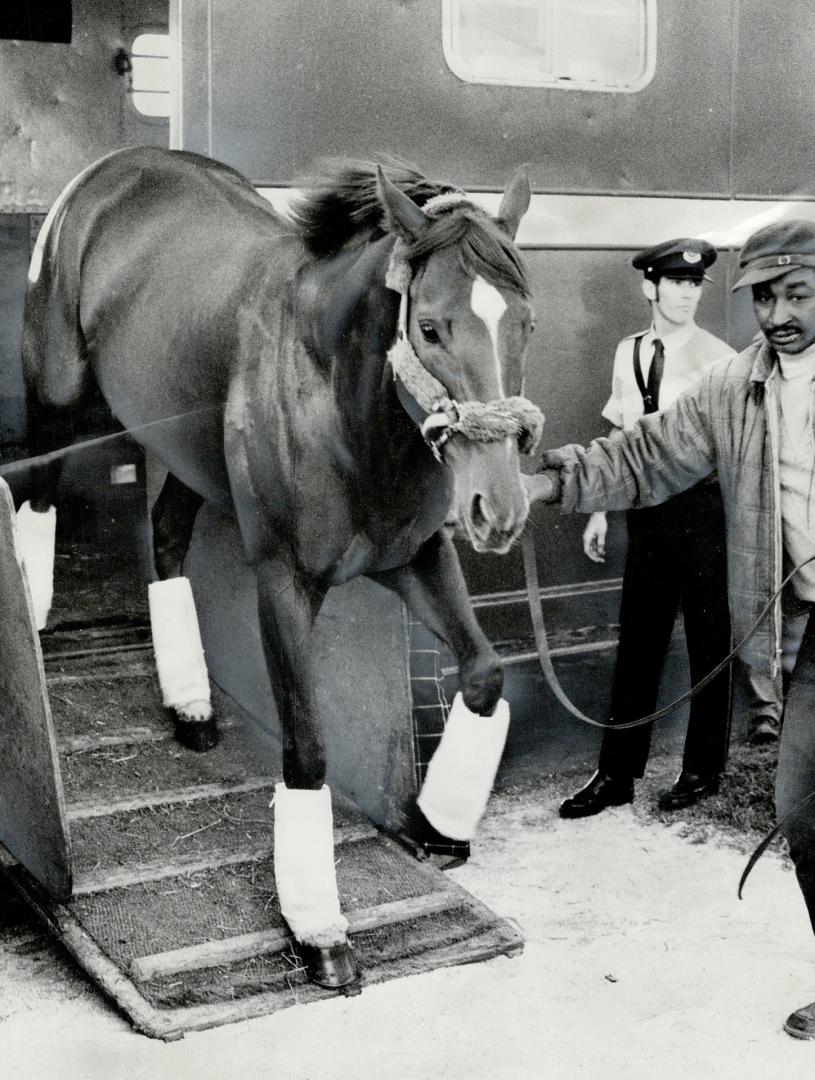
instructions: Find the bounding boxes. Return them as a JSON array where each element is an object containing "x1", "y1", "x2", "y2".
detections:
[
  {"x1": 733, "y1": 219, "x2": 815, "y2": 290},
  {"x1": 632, "y1": 238, "x2": 717, "y2": 281}
]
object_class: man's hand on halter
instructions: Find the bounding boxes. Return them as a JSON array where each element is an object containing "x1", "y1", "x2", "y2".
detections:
[
  {"x1": 583, "y1": 511, "x2": 607, "y2": 563},
  {"x1": 523, "y1": 469, "x2": 561, "y2": 505}
]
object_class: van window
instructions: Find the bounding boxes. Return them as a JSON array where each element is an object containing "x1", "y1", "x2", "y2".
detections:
[
  {"x1": 443, "y1": 0, "x2": 655, "y2": 92},
  {"x1": 130, "y1": 32, "x2": 172, "y2": 118}
]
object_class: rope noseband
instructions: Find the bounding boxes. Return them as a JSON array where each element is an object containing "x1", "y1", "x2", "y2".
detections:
[{"x1": 385, "y1": 198, "x2": 544, "y2": 461}]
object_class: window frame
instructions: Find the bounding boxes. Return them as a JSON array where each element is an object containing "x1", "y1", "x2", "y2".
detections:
[
  {"x1": 128, "y1": 28, "x2": 173, "y2": 123},
  {"x1": 441, "y1": 0, "x2": 657, "y2": 94}
]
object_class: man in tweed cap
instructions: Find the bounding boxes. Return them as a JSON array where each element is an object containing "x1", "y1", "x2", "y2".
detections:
[{"x1": 528, "y1": 218, "x2": 815, "y2": 1040}]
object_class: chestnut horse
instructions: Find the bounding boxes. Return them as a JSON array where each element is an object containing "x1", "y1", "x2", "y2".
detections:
[{"x1": 22, "y1": 147, "x2": 541, "y2": 988}]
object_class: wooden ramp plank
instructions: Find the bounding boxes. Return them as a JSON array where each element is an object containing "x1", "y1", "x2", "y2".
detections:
[
  {"x1": 59, "y1": 727, "x2": 173, "y2": 753},
  {"x1": 58, "y1": 715, "x2": 241, "y2": 754},
  {"x1": 73, "y1": 821, "x2": 378, "y2": 895},
  {"x1": 154, "y1": 917, "x2": 523, "y2": 1039},
  {"x1": 129, "y1": 888, "x2": 461, "y2": 981},
  {"x1": 66, "y1": 776, "x2": 278, "y2": 820}
]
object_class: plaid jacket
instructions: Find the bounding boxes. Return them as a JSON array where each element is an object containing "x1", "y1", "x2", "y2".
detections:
[{"x1": 542, "y1": 337, "x2": 784, "y2": 676}]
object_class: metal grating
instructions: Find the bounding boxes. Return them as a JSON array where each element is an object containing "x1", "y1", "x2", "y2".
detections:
[{"x1": 407, "y1": 617, "x2": 470, "y2": 863}]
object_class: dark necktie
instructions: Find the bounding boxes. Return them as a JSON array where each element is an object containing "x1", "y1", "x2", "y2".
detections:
[{"x1": 644, "y1": 338, "x2": 665, "y2": 414}]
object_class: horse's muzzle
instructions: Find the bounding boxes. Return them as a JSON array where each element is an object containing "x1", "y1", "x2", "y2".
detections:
[{"x1": 465, "y1": 492, "x2": 528, "y2": 554}]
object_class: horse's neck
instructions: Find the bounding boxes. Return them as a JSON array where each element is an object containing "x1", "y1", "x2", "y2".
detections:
[
  {"x1": 299, "y1": 237, "x2": 415, "y2": 454},
  {"x1": 292, "y1": 236, "x2": 453, "y2": 544}
]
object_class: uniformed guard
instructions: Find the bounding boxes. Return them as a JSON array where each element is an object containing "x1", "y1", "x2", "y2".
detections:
[{"x1": 559, "y1": 237, "x2": 738, "y2": 818}]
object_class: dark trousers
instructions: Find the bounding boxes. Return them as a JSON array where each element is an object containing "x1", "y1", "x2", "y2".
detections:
[
  {"x1": 776, "y1": 607, "x2": 815, "y2": 934},
  {"x1": 598, "y1": 482, "x2": 732, "y2": 780}
]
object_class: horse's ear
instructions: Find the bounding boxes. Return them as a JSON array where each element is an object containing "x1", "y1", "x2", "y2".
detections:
[
  {"x1": 376, "y1": 165, "x2": 430, "y2": 243},
  {"x1": 496, "y1": 166, "x2": 531, "y2": 239}
]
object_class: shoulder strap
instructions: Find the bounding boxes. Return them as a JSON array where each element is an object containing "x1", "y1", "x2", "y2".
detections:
[{"x1": 632, "y1": 334, "x2": 651, "y2": 407}]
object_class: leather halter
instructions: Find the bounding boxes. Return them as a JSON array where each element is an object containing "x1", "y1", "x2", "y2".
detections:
[{"x1": 384, "y1": 202, "x2": 544, "y2": 462}]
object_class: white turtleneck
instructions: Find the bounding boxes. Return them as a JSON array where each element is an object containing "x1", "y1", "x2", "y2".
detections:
[{"x1": 776, "y1": 341, "x2": 815, "y2": 600}]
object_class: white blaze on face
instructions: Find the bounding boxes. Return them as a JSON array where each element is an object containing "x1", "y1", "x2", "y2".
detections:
[{"x1": 470, "y1": 276, "x2": 507, "y2": 396}]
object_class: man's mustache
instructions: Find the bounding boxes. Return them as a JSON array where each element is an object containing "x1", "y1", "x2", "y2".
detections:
[{"x1": 766, "y1": 323, "x2": 801, "y2": 334}]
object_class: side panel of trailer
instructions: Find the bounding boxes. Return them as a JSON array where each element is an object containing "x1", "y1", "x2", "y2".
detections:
[{"x1": 171, "y1": 0, "x2": 815, "y2": 200}]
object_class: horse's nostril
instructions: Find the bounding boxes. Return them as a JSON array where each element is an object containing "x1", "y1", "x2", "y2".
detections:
[{"x1": 471, "y1": 494, "x2": 488, "y2": 531}]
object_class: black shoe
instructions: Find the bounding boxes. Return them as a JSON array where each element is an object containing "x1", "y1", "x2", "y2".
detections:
[
  {"x1": 657, "y1": 770, "x2": 720, "y2": 811},
  {"x1": 749, "y1": 718, "x2": 780, "y2": 746},
  {"x1": 559, "y1": 771, "x2": 635, "y2": 819},
  {"x1": 785, "y1": 1000, "x2": 815, "y2": 1039}
]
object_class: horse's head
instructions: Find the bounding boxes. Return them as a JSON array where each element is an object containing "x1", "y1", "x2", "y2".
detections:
[{"x1": 378, "y1": 167, "x2": 540, "y2": 555}]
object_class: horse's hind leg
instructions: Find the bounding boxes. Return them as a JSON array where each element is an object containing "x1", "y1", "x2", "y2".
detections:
[
  {"x1": 21, "y1": 263, "x2": 95, "y2": 629},
  {"x1": 149, "y1": 471, "x2": 217, "y2": 752},
  {"x1": 254, "y1": 555, "x2": 360, "y2": 991},
  {"x1": 151, "y1": 471, "x2": 204, "y2": 580},
  {"x1": 15, "y1": 398, "x2": 72, "y2": 629}
]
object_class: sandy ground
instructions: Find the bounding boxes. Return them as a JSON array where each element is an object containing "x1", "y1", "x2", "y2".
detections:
[{"x1": 2, "y1": 768, "x2": 815, "y2": 1080}]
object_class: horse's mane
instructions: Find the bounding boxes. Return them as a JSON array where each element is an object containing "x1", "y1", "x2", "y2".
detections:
[{"x1": 289, "y1": 156, "x2": 530, "y2": 297}]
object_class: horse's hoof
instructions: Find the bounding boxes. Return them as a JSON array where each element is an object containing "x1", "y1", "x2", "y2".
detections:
[
  {"x1": 174, "y1": 713, "x2": 219, "y2": 752},
  {"x1": 295, "y1": 941, "x2": 360, "y2": 990},
  {"x1": 395, "y1": 803, "x2": 470, "y2": 870}
]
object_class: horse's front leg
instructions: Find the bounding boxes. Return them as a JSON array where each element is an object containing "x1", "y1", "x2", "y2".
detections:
[
  {"x1": 369, "y1": 530, "x2": 510, "y2": 844},
  {"x1": 255, "y1": 557, "x2": 359, "y2": 990}
]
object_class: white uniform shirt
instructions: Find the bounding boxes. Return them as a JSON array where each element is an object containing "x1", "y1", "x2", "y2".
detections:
[
  {"x1": 602, "y1": 322, "x2": 735, "y2": 430},
  {"x1": 776, "y1": 343, "x2": 815, "y2": 601}
]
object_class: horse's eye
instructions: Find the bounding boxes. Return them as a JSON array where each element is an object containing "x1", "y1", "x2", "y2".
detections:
[{"x1": 419, "y1": 322, "x2": 440, "y2": 344}]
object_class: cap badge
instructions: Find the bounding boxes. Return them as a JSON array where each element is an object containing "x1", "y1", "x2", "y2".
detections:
[
  {"x1": 682, "y1": 250, "x2": 702, "y2": 264},
  {"x1": 777, "y1": 255, "x2": 792, "y2": 265}
]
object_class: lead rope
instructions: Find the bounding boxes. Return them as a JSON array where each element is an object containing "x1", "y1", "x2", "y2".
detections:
[
  {"x1": 522, "y1": 530, "x2": 815, "y2": 730},
  {"x1": 0, "y1": 406, "x2": 222, "y2": 478},
  {"x1": 523, "y1": 528, "x2": 815, "y2": 896},
  {"x1": 737, "y1": 792, "x2": 815, "y2": 898}
]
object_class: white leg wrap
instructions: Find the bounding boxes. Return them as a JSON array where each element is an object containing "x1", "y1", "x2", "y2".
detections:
[
  {"x1": 273, "y1": 783, "x2": 348, "y2": 947},
  {"x1": 16, "y1": 501, "x2": 56, "y2": 631},
  {"x1": 417, "y1": 692, "x2": 510, "y2": 841},
  {"x1": 148, "y1": 577, "x2": 211, "y2": 717}
]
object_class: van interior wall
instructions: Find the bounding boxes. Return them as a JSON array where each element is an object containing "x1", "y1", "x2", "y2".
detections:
[
  {"x1": 0, "y1": 0, "x2": 168, "y2": 483},
  {"x1": 0, "y1": 0, "x2": 168, "y2": 213}
]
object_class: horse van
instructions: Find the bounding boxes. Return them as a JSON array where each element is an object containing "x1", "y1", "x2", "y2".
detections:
[{"x1": 0, "y1": 0, "x2": 809, "y2": 802}]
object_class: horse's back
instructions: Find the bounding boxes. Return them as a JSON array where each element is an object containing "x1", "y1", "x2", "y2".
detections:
[{"x1": 25, "y1": 148, "x2": 295, "y2": 504}]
